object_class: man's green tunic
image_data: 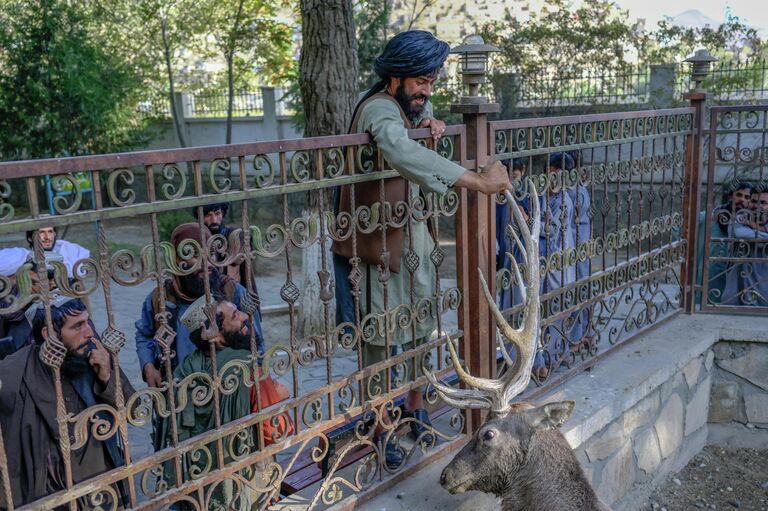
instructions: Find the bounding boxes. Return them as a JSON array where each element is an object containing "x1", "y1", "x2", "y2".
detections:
[
  {"x1": 157, "y1": 347, "x2": 255, "y2": 510},
  {"x1": 355, "y1": 98, "x2": 465, "y2": 347}
]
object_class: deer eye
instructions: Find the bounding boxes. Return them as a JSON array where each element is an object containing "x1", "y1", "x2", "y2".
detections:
[{"x1": 483, "y1": 429, "x2": 495, "y2": 441}]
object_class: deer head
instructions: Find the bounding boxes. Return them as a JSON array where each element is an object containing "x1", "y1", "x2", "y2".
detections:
[{"x1": 427, "y1": 181, "x2": 579, "y2": 500}]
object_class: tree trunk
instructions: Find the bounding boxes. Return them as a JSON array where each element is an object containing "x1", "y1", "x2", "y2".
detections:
[
  {"x1": 162, "y1": 19, "x2": 187, "y2": 148},
  {"x1": 226, "y1": 54, "x2": 234, "y2": 145},
  {"x1": 297, "y1": 0, "x2": 358, "y2": 339}
]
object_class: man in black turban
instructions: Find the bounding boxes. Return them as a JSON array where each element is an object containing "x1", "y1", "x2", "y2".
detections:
[
  {"x1": 358, "y1": 30, "x2": 451, "y2": 130},
  {"x1": 331, "y1": 30, "x2": 512, "y2": 470}
]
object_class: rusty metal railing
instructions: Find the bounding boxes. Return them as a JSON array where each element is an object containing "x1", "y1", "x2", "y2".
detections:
[
  {"x1": 490, "y1": 108, "x2": 695, "y2": 383},
  {"x1": 0, "y1": 127, "x2": 468, "y2": 510},
  {"x1": 0, "y1": 104, "x2": 702, "y2": 510},
  {"x1": 699, "y1": 105, "x2": 768, "y2": 313}
]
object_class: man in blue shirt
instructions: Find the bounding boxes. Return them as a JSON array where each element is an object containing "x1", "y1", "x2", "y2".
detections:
[{"x1": 134, "y1": 222, "x2": 263, "y2": 388}]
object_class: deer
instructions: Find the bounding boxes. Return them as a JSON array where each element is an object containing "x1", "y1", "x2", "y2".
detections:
[{"x1": 426, "y1": 181, "x2": 611, "y2": 511}]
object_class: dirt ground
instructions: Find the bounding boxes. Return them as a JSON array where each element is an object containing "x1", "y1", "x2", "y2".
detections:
[{"x1": 645, "y1": 445, "x2": 768, "y2": 510}]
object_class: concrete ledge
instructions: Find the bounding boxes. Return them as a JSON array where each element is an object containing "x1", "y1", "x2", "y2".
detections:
[{"x1": 557, "y1": 314, "x2": 768, "y2": 450}]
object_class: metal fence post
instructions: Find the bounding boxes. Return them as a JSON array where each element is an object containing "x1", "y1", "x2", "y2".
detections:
[
  {"x1": 451, "y1": 36, "x2": 501, "y2": 434},
  {"x1": 682, "y1": 50, "x2": 715, "y2": 313}
]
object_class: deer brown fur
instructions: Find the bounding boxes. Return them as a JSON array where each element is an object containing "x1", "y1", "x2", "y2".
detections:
[
  {"x1": 427, "y1": 183, "x2": 611, "y2": 511},
  {"x1": 439, "y1": 401, "x2": 610, "y2": 511}
]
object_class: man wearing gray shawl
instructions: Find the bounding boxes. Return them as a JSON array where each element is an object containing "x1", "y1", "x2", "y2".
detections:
[{"x1": 332, "y1": 30, "x2": 512, "y2": 468}]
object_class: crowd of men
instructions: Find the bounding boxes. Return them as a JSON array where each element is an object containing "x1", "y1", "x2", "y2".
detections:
[
  {"x1": 698, "y1": 181, "x2": 768, "y2": 306},
  {"x1": 495, "y1": 153, "x2": 594, "y2": 379},
  {"x1": 0, "y1": 30, "x2": 513, "y2": 508},
  {"x1": 0, "y1": 207, "x2": 282, "y2": 509},
  {"x1": 494, "y1": 161, "x2": 768, "y2": 382}
]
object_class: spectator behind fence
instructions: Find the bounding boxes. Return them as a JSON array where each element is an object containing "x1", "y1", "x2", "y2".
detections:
[
  {"x1": 496, "y1": 153, "x2": 578, "y2": 379},
  {"x1": 535, "y1": 153, "x2": 576, "y2": 378},
  {"x1": 0, "y1": 294, "x2": 134, "y2": 508},
  {"x1": 135, "y1": 223, "x2": 264, "y2": 389},
  {"x1": 192, "y1": 202, "x2": 261, "y2": 313},
  {"x1": 700, "y1": 182, "x2": 754, "y2": 304},
  {"x1": 0, "y1": 226, "x2": 89, "y2": 279},
  {"x1": 156, "y1": 297, "x2": 290, "y2": 510},
  {"x1": 561, "y1": 151, "x2": 596, "y2": 350},
  {"x1": 497, "y1": 157, "x2": 533, "y2": 310},
  {"x1": 722, "y1": 188, "x2": 768, "y2": 306}
]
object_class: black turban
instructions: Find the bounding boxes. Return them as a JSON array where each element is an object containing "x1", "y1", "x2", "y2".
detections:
[{"x1": 355, "y1": 30, "x2": 450, "y2": 116}]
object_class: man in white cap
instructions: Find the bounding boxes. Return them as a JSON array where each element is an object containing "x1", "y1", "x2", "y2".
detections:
[
  {"x1": 155, "y1": 295, "x2": 280, "y2": 509},
  {"x1": 0, "y1": 226, "x2": 89, "y2": 279}
]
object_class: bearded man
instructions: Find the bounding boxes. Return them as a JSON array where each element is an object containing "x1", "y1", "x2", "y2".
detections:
[
  {"x1": 0, "y1": 294, "x2": 134, "y2": 508},
  {"x1": 192, "y1": 202, "x2": 261, "y2": 313},
  {"x1": 134, "y1": 223, "x2": 264, "y2": 389},
  {"x1": 331, "y1": 30, "x2": 512, "y2": 468},
  {"x1": 156, "y1": 297, "x2": 280, "y2": 510},
  {"x1": 0, "y1": 226, "x2": 90, "y2": 279}
]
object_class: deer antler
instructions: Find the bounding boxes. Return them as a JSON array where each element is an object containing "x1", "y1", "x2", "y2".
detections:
[{"x1": 426, "y1": 179, "x2": 541, "y2": 418}]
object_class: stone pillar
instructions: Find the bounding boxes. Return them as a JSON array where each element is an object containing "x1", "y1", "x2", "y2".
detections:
[
  {"x1": 261, "y1": 86, "x2": 278, "y2": 141},
  {"x1": 649, "y1": 64, "x2": 677, "y2": 108},
  {"x1": 177, "y1": 92, "x2": 194, "y2": 118}
]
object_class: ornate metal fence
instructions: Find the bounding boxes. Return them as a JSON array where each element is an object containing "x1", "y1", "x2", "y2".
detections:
[
  {"x1": 698, "y1": 105, "x2": 768, "y2": 312},
  {"x1": 0, "y1": 105, "x2": 699, "y2": 511},
  {"x1": 0, "y1": 127, "x2": 468, "y2": 510},
  {"x1": 490, "y1": 108, "x2": 694, "y2": 384}
]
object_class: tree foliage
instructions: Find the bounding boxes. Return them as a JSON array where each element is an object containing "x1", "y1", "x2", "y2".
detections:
[
  {"x1": 356, "y1": 0, "x2": 391, "y2": 89},
  {"x1": 641, "y1": 14, "x2": 764, "y2": 64},
  {"x1": 204, "y1": 0, "x2": 294, "y2": 143},
  {"x1": 0, "y1": 0, "x2": 150, "y2": 160},
  {"x1": 355, "y1": 0, "x2": 449, "y2": 89},
  {"x1": 482, "y1": 0, "x2": 642, "y2": 77}
]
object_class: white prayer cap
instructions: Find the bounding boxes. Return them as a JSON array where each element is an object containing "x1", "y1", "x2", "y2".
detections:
[
  {"x1": 180, "y1": 295, "x2": 210, "y2": 333},
  {"x1": 24, "y1": 292, "x2": 78, "y2": 326}
]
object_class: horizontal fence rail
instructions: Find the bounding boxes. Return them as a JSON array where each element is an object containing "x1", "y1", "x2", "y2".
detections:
[
  {"x1": 699, "y1": 105, "x2": 768, "y2": 313},
  {"x1": 490, "y1": 108, "x2": 694, "y2": 381}
]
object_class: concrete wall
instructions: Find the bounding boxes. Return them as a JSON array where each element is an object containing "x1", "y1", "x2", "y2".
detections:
[
  {"x1": 141, "y1": 87, "x2": 303, "y2": 150},
  {"x1": 550, "y1": 314, "x2": 768, "y2": 510},
  {"x1": 357, "y1": 315, "x2": 768, "y2": 511},
  {"x1": 144, "y1": 116, "x2": 302, "y2": 150},
  {"x1": 707, "y1": 339, "x2": 768, "y2": 447}
]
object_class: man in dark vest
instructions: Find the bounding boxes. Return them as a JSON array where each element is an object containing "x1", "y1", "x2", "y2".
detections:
[{"x1": 331, "y1": 30, "x2": 512, "y2": 468}]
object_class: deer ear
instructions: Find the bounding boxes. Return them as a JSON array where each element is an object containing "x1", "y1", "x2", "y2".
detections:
[{"x1": 527, "y1": 401, "x2": 575, "y2": 431}]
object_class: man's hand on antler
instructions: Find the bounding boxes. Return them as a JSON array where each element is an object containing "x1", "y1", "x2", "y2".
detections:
[{"x1": 455, "y1": 160, "x2": 513, "y2": 195}]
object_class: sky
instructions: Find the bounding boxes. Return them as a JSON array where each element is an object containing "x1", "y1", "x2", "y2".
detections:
[{"x1": 614, "y1": 0, "x2": 768, "y2": 35}]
